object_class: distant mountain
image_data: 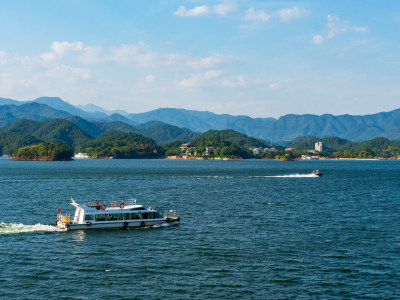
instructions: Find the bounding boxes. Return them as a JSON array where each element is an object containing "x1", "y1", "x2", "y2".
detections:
[
  {"x1": 136, "y1": 122, "x2": 200, "y2": 144},
  {"x1": 0, "y1": 103, "x2": 71, "y2": 121},
  {"x1": 263, "y1": 112, "x2": 400, "y2": 143},
  {"x1": 134, "y1": 120, "x2": 168, "y2": 130},
  {"x1": 33, "y1": 97, "x2": 111, "y2": 120},
  {"x1": 127, "y1": 107, "x2": 400, "y2": 143},
  {"x1": 102, "y1": 113, "x2": 136, "y2": 126},
  {"x1": 77, "y1": 103, "x2": 130, "y2": 116},
  {"x1": 128, "y1": 108, "x2": 276, "y2": 134},
  {"x1": 1, "y1": 96, "x2": 400, "y2": 142},
  {"x1": 0, "y1": 97, "x2": 21, "y2": 106}
]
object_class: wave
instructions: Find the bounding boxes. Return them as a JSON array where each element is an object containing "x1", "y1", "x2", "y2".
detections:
[{"x1": 0, "y1": 222, "x2": 58, "y2": 235}]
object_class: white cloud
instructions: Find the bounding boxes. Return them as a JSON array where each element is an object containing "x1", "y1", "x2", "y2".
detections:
[
  {"x1": 0, "y1": 51, "x2": 9, "y2": 65},
  {"x1": 278, "y1": 6, "x2": 307, "y2": 22},
  {"x1": 326, "y1": 14, "x2": 348, "y2": 39},
  {"x1": 312, "y1": 15, "x2": 369, "y2": 44},
  {"x1": 178, "y1": 74, "x2": 204, "y2": 88},
  {"x1": 41, "y1": 41, "x2": 84, "y2": 62},
  {"x1": 51, "y1": 41, "x2": 83, "y2": 55},
  {"x1": 40, "y1": 52, "x2": 56, "y2": 62},
  {"x1": 77, "y1": 46, "x2": 103, "y2": 63},
  {"x1": 204, "y1": 70, "x2": 224, "y2": 79},
  {"x1": 213, "y1": 3, "x2": 236, "y2": 16},
  {"x1": 145, "y1": 74, "x2": 155, "y2": 82},
  {"x1": 174, "y1": 5, "x2": 211, "y2": 17},
  {"x1": 312, "y1": 34, "x2": 324, "y2": 45},
  {"x1": 178, "y1": 71, "x2": 269, "y2": 90},
  {"x1": 268, "y1": 83, "x2": 280, "y2": 89},
  {"x1": 174, "y1": 3, "x2": 235, "y2": 17},
  {"x1": 186, "y1": 54, "x2": 239, "y2": 68},
  {"x1": 36, "y1": 64, "x2": 91, "y2": 83},
  {"x1": 110, "y1": 43, "x2": 156, "y2": 66},
  {"x1": 39, "y1": 41, "x2": 239, "y2": 72},
  {"x1": 243, "y1": 7, "x2": 270, "y2": 22},
  {"x1": 353, "y1": 26, "x2": 369, "y2": 33}
]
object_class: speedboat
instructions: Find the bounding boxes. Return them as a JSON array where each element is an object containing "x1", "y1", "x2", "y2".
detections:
[
  {"x1": 311, "y1": 170, "x2": 323, "y2": 177},
  {"x1": 57, "y1": 198, "x2": 180, "y2": 230}
]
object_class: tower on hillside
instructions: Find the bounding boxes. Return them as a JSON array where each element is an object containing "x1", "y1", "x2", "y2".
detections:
[{"x1": 315, "y1": 141, "x2": 323, "y2": 152}]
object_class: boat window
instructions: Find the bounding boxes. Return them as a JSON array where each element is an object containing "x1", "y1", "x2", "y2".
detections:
[
  {"x1": 142, "y1": 212, "x2": 154, "y2": 219},
  {"x1": 119, "y1": 213, "x2": 129, "y2": 220},
  {"x1": 95, "y1": 214, "x2": 107, "y2": 222},
  {"x1": 131, "y1": 212, "x2": 141, "y2": 219},
  {"x1": 85, "y1": 215, "x2": 94, "y2": 221},
  {"x1": 155, "y1": 212, "x2": 162, "y2": 218},
  {"x1": 108, "y1": 214, "x2": 119, "y2": 221}
]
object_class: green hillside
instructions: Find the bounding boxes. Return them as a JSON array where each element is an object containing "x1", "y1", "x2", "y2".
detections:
[
  {"x1": 2, "y1": 119, "x2": 92, "y2": 150},
  {"x1": 0, "y1": 132, "x2": 42, "y2": 155},
  {"x1": 28, "y1": 119, "x2": 92, "y2": 148},
  {"x1": 136, "y1": 123, "x2": 199, "y2": 144},
  {"x1": 192, "y1": 129, "x2": 268, "y2": 148},
  {"x1": 67, "y1": 116, "x2": 136, "y2": 138},
  {"x1": 76, "y1": 131, "x2": 164, "y2": 158},
  {"x1": 6, "y1": 119, "x2": 45, "y2": 135}
]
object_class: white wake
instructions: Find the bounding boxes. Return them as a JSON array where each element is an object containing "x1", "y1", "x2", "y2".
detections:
[
  {"x1": 0, "y1": 222, "x2": 58, "y2": 235},
  {"x1": 266, "y1": 174, "x2": 320, "y2": 178}
]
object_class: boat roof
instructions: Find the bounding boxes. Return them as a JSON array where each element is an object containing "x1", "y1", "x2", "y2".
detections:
[{"x1": 70, "y1": 198, "x2": 151, "y2": 212}]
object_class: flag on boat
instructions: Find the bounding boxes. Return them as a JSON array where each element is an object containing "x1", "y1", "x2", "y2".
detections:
[{"x1": 57, "y1": 207, "x2": 61, "y2": 213}]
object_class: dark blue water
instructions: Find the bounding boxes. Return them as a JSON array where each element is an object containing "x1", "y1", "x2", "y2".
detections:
[{"x1": 0, "y1": 158, "x2": 399, "y2": 299}]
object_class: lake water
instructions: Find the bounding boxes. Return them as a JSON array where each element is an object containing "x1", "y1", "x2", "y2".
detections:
[{"x1": 0, "y1": 158, "x2": 399, "y2": 299}]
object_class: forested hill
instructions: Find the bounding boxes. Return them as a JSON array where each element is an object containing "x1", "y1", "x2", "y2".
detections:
[
  {"x1": 0, "y1": 119, "x2": 91, "y2": 154},
  {"x1": 75, "y1": 131, "x2": 164, "y2": 158},
  {"x1": 191, "y1": 129, "x2": 270, "y2": 148}
]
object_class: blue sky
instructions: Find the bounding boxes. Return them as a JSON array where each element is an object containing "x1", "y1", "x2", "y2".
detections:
[{"x1": 0, "y1": 0, "x2": 399, "y2": 118}]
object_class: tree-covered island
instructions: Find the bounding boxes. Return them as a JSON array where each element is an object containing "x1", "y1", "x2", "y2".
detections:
[{"x1": 12, "y1": 143, "x2": 73, "y2": 161}]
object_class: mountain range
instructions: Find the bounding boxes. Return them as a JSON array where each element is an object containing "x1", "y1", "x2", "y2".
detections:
[{"x1": 1, "y1": 96, "x2": 400, "y2": 143}]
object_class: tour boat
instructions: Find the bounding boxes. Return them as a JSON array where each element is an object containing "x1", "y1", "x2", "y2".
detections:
[
  {"x1": 311, "y1": 170, "x2": 323, "y2": 177},
  {"x1": 57, "y1": 198, "x2": 180, "y2": 230}
]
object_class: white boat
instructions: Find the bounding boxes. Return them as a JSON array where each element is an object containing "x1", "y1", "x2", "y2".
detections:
[
  {"x1": 311, "y1": 170, "x2": 323, "y2": 177},
  {"x1": 57, "y1": 198, "x2": 180, "y2": 230}
]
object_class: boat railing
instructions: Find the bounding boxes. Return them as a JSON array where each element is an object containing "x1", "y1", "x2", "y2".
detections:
[
  {"x1": 84, "y1": 199, "x2": 137, "y2": 209},
  {"x1": 57, "y1": 214, "x2": 71, "y2": 223},
  {"x1": 162, "y1": 209, "x2": 179, "y2": 219}
]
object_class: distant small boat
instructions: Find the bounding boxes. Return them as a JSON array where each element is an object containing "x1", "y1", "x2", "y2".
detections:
[{"x1": 312, "y1": 170, "x2": 323, "y2": 177}]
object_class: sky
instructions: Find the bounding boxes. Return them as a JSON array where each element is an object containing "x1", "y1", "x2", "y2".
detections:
[{"x1": 0, "y1": 0, "x2": 399, "y2": 118}]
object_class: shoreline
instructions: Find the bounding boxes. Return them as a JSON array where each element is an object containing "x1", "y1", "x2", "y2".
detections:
[{"x1": 10, "y1": 157, "x2": 73, "y2": 161}]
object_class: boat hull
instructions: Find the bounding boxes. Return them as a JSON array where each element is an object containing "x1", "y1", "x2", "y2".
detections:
[{"x1": 58, "y1": 218, "x2": 180, "y2": 231}]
